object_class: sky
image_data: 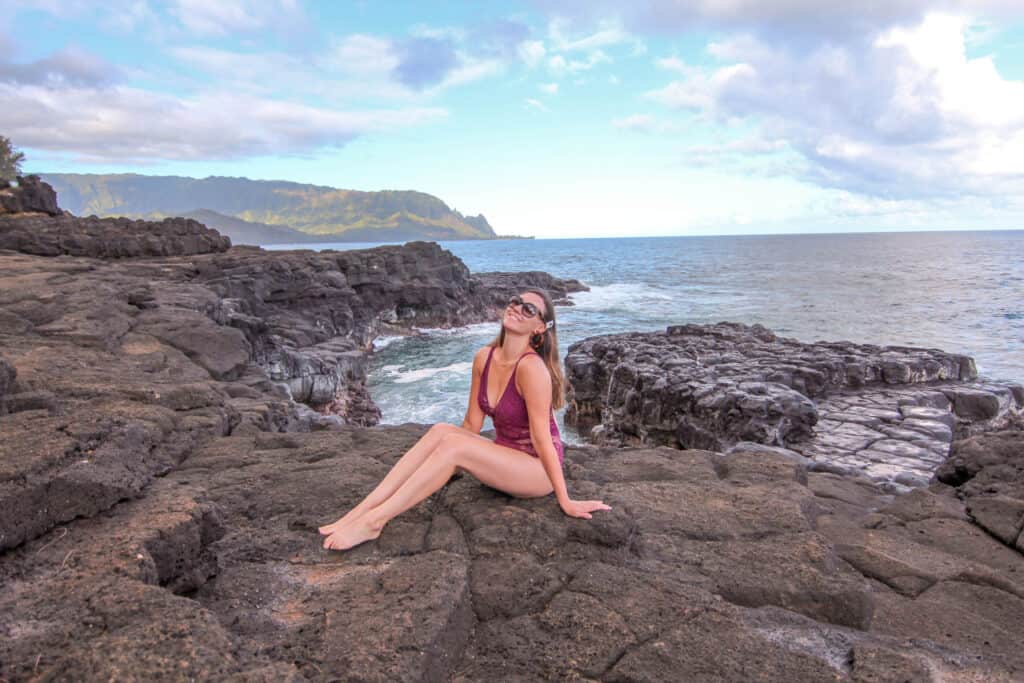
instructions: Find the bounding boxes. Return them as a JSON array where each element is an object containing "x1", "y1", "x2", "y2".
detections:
[{"x1": 1, "y1": 1, "x2": 1023, "y2": 238}]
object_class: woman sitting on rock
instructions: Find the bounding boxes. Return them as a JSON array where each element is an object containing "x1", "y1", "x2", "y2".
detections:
[{"x1": 319, "y1": 288, "x2": 611, "y2": 550}]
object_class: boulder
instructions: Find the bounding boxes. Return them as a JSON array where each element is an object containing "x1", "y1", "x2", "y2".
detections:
[
  {"x1": 565, "y1": 323, "x2": 1022, "y2": 490},
  {"x1": 0, "y1": 175, "x2": 60, "y2": 215}
]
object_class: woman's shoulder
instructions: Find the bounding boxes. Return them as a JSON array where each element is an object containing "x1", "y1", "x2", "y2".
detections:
[
  {"x1": 472, "y1": 344, "x2": 495, "y2": 368},
  {"x1": 516, "y1": 352, "x2": 550, "y2": 382}
]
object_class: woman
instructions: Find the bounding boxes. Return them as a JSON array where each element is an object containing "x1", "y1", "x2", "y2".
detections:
[{"x1": 319, "y1": 288, "x2": 611, "y2": 551}]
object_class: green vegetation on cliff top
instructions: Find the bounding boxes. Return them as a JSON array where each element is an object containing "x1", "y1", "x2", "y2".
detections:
[{"x1": 41, "y1": 173, "x2": 497, "y2": 240}]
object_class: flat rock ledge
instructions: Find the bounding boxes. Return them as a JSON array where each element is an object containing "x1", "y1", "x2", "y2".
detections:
[
  {"x1": 565, "y1": 322, "x2": 1023, "y2": 490},
  {"x1": 0, "y1": 212, "x2": 232, "y2": 258},
  {"x1": 2, "y1": 425, "x2": 1023, "y2": 681}
]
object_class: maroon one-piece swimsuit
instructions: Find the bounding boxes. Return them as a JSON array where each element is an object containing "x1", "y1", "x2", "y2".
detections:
[{"x1": 478, "y1": 346, "x2": 565, "y2": 465}]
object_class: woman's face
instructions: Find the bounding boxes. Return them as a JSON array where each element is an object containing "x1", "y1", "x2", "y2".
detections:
[{"x1": 502, "y1": 291, "x2": 547, "y2": 334}]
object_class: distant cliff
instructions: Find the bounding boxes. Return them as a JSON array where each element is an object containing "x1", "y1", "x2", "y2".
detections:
[
  {"x1": 180, "y1": 210, "x2": 324, "y2": 246},
  {"x1": 41, "y1": 173, "x2": 499, "y2": 241}
]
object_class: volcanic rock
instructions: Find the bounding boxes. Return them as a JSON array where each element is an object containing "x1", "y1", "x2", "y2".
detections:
[
  {"x1": 3, "y1": 427, "x2": 1023, "y2": 680},
  {"x1": 0, "y1": 175, "x2": 60, "y2": 216},
  {"x1": 0, "y1": 228, "x2": 586, "y2": 554},
  {"x1": 0, "y1": 213, "x2": 231, "y2": 258},
  {"x1": 565, "y1": 322, "x2": 1023, "y2": 490},
  {"x1": 2, "y1": 189, "x2": 1023, "y2": 680},
  {"x1": 937, "y1": 428, "x2": 1024, "y2": 550},
  {"x1": 475, "y1": 271, "x2": 589, "y2": 306}
]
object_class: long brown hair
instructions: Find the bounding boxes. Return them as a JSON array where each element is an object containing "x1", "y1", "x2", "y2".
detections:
[{"x1": 490, "y1": 288, "x2": 565, "y2": 410}]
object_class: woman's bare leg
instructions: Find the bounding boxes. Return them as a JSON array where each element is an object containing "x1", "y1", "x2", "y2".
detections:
[
  {"x1": 318, "y1": 423, "x2": 468, "y2": 535},
  {"x1": 322, "y1": 434, "x2": 553, "y2": 551}
]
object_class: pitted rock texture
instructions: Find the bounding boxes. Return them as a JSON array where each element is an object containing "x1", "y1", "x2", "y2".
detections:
[
  {"x1": 0, "y1": 241, "x2": 580, "y2": 551},
  {"x1": 937, "y1": 428, "x2": 1024, "y2": 551},
  {"x1": 187, "y1": 242, "x2": 585, "y2": 419},
  {"x1": 565, "y1": 322, "x2": 1022, "y2": 488},
  {"x1": 3, "y1": 428, "x2": 1022, "y2": 681},
  {"x1": 474, "y1": 270, "x2": 589, "y2": 306},
  {"x1": 0, "y1": 213, "x2": 232, "y2": 257},
  {"x1": 0, "y1": 175, "x2": 60, "y2": 216},
  {"x1": 795, "y1": 384, "x2": 1022, "y2": 490}
]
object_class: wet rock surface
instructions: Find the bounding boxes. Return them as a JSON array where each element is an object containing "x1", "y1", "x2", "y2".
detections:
[{"x1": 565, "y1": 322, "x2": 1023, "y2": 489}]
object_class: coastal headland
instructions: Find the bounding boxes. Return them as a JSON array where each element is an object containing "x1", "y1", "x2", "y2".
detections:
[{"x1": 1, "y1": 179, "x2": 1023, "y2": 681}]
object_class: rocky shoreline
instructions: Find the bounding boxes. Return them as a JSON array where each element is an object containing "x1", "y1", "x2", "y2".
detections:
[
  {"x1": 565, "y1": 322, "x2": 1022, "y2": 491},
  {"x1": 1, "y1": 181, "x2": 1023, "y2": 681}
]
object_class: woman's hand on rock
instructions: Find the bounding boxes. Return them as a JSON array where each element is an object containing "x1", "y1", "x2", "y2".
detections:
[{"x1": 560, "y1": 499, "x2": 611, "y2": 520}]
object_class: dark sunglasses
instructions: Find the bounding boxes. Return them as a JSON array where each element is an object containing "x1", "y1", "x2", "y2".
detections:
[{"x1": 506, "y1": 295, "x2": 543, "y2": 319}]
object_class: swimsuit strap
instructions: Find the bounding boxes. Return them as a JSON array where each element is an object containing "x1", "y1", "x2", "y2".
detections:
[
  {"x1": 482, "y1": 345, "x2": 497, "y2": 382},
  {"x1": 507, "y1": 351, "x2": 539, "y2": 396}
]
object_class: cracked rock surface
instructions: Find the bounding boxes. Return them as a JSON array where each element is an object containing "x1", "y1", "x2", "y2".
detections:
[
  {"x1": 2, "y1": 196, "x2": 1022, "y2": 680},
  {"x1": 0, "y1": 236, "x2": 580, "y2": 553},
  {"x1": 3, "y1": 427, "x2": 1022, "y2": 681},
  {"x1": 565, "y1": 322, "x2": 1022, "y2": 490}
]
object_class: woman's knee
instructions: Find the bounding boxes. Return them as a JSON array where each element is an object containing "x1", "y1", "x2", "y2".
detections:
[
  {"x1": 428, "y1": 423, "x2": 459, "y2": 439},
  {"x1": 434, "y1": 433, "x2": 470, "y2": 464}
]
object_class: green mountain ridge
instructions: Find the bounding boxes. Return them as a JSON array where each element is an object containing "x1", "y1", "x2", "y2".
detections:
[
  {"x1": 41, "y1": 173, "x2": 499, "y2": 241},
  {"x1": 179, "y1": 210, "x2": 326, "y2": 246}
]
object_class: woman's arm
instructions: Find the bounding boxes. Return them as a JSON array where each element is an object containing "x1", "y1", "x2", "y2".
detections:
[
  {"x1": 518, "y1": 357, "x2": 610, "y2": 519},
  {"x1": 461, "y1": 346, "x2": 489, "y2": 434}
]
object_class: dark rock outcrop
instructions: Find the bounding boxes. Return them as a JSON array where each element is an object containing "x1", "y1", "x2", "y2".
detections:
[
  {"x1": 0, "y1": 175, "x2": 60, "y2": 216},
  {"x1": 3, "y1": 426, "x2": 1023, "y2": 680},
  {"x1": 565, "y1": 322, "x2": 1022, "y2": 490},
  {"x1": 3, "y1": 192, "x2": 1023, "y2": 680},
  {"x1": 0, "y1": 231, "x2": 585, "y2": 552},
  {"x1": 937, "y1": 428, "x2": 1024, "y2": 551},
  {"x1": 0, "y1": 213, "x2": 231, "y2": 258},
  {"x1": 475, "y1": 271, "x2": 589, "y2": 306}
]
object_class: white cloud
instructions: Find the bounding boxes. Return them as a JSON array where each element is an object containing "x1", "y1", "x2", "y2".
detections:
[
  {"x1": 0, "y1": 45, "x2": 115, "y2": 87},
  {"x1": 170, "y1": 43, "x2": 413, "y2": 101},
  {"x1": 539, "y1": 82, "x2": 559, "y2": 94},
  {"x1": 169, "y1": 0, "x2": 301, "y2": 36},
  {"x1": 100, "y1": 1, "x2": 158, "y2": 32},
  {"x1": 548, "y1": 18, "x2": 630, "y2": 52},
  {"x1": 525, "y1": 98, "x2": 550, "y2": 112},
  {"x1": 0, "y1": 81, "x2": 445, "y2": 162},
  {"x1": 430, "y1": 56, "x2": 504, "y2": 92},
  {"x1": 547, "y1": 49, "x2": 610, "y2": 75},
  {"x1": 518, "y1": 39, "x2": 547, "y2": 67},
  {"x1": 533, "y1": 1, "x2": 1024, "y2": 39},
  {"x1": 326, "y1": 34, "x2": 400, "y2": 76},
  {"x1": 644, "y1": 12, "x2": 1024, "y2": 198}
]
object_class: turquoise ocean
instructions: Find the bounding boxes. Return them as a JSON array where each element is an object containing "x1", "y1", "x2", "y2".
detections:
[{"x1": 266, "y1": 231, "x2": 1024, "y2": 442}]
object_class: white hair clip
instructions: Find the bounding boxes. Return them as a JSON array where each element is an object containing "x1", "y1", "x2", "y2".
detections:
[{"x1": 545, "y1": 320, "x2": 554, "y2": 330}]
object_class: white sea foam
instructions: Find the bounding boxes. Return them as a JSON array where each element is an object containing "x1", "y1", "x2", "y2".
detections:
[
  {"x1": 569, "y1": 282, "x2": 674, "y2": 311},
  {"x1": 413, "y1": 321, "x2": 498, "y2": 337},
  {"x1": 388, "y1": 361, "x2": 473, "y2": 384},
  {"x1": 372, "y1": 335, "x2": 405, "y2": 350}
]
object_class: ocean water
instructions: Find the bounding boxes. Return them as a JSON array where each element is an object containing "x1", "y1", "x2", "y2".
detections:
[{"x1": 267, "y1": 231, "x2": 1024, "y2": 441}]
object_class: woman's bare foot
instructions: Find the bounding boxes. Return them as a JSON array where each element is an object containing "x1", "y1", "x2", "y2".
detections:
[
  {"x1": 322, "y1": 516, "x2": 384, "y2": 551},
  {"x1": 318, "y1": 506, "x2": 364, "y2": 536}
]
